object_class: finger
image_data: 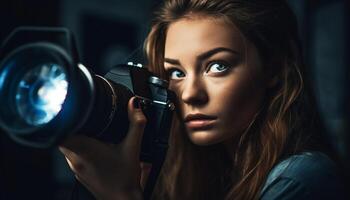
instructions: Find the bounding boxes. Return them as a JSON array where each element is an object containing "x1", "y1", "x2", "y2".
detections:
[
  {"x1": 123, "y1": 97, "x2": 147, "y2": 155},
  {"x1": 59, "y1": 146, "x2": 88, "y2": 175},
  {"x1": 128, "y1": 97, "x2": 147, "y2": 128},
  {"x1": 63, "y1": 157, "x2": 98, "y2": 199},
  {"x1": 59, "y1": 135, "x2": 111, "y2": 172},
  {"x1": 64, "y1": 155, "x2": 74, "y2": 170}
]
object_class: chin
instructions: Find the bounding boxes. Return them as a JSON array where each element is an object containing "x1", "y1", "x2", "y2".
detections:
[{"x1": 187, "y1": 130, "x2": 224, "y2": 146}]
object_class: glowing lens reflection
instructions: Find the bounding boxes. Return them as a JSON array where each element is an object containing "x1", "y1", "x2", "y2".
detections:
[{"x1": 15, "y1": 63, "x2": 68, "y2": 125}]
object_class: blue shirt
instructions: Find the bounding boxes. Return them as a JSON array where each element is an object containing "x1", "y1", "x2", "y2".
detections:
[{"x1": 260, "y1": 152, "x2": 347, "y2": 200}]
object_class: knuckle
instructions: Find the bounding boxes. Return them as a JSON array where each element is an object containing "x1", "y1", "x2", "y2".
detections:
[
  {"x1": 70, "y1": 161, "x2": 86, "y2": 175},
  {"x1": 133, "y1": 115, "x2": 147, "y2": 126}
]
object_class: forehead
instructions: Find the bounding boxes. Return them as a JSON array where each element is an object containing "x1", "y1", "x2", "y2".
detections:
[{"x1": 164, "y1": 17, "x2": 245, "y2": 57}]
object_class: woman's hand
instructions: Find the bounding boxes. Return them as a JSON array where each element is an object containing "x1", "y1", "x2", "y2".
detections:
[{"x1": 59, "y1": 97, "x2": 146, "y2": 200}]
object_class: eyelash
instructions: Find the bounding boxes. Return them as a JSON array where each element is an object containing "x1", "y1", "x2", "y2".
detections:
[
  {"x1": 166, "y1": 60, "x2": 232, "y2": 79},
  {"x1": 167, "y1": 68, "x2": 185, "y2": 79},
  {"x1": 205, "y1": 60, "x2": 231, "y2": 74}
]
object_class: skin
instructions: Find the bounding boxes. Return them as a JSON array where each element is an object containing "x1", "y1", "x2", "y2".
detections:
[
  {"x1": 59, "y1": 97, "x2": 145, "y2": 200},
  {"x1": 164, "y1": 16, "x2": 268, "y2": 146},
  {"x1": 59, "y1": 16, "x2": 270, "y2": 200}
]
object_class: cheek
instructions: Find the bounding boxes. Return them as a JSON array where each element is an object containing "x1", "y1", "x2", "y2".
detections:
[
  {"x1": 214, "y1": 75, "x2": 265, "y2": 132},
  {"x1": 169, "y1": 83, "x2": 185, "y2": 112},
  {"x1": 212, "y1": 75, "x2": 259, "y2": 108}
]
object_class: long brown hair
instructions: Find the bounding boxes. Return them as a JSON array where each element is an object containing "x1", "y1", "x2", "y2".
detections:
[{"x1": 144, "y1": 0, "x2": 325, "y2": 199}]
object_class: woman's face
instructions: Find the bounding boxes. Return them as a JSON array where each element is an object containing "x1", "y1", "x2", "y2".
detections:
[{"x1": 164, "y1": 17, "x2": 267, "y2": 146}]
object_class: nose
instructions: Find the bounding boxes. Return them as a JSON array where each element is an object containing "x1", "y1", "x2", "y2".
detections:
[{"x1": 181, "y1": 75, "x2": 208, "y2": 106}]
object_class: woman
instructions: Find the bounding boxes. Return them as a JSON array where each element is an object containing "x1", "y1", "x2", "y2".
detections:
[{"x1": 60, "y1": 0, "x2": 346, "y2": 199}]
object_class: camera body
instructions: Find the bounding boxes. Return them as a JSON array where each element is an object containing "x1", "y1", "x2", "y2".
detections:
[
  {"x1": 0, "y1": 27, "x2": 176, "y2": 162},
  {"x1": 90, "y1": 64, "x2": 176, "y2": 162}
]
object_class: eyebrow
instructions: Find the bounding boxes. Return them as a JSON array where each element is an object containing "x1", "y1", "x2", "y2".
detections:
[{"x1": 164, "y1": 47, "x2": 239, "y2": 65}]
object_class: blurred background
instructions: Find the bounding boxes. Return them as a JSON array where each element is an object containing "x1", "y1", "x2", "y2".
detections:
[{"x1": 0, "y1": 0, "x2": 348, "y2": 199}]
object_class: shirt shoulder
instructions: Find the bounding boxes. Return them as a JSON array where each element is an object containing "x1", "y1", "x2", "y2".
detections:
[{"x1": 260, "y1": 151, "x2": 347, "y2": 200}]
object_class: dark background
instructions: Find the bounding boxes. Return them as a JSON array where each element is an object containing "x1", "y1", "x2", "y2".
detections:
[{"x1": 0, "y1": 0, "x2": 348, "y2": 199}]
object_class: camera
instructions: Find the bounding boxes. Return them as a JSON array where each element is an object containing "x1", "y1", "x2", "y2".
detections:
[{"x1": 0, "y1": 27, "x2": 176, "y2": 163}]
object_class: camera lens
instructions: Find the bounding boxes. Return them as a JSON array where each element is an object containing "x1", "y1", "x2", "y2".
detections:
[
  {"x1": 0, "y1": 43, "x2": 72, "y2": 138},
  {"x1": 15, "y1": 63, "x2": 68, "y2": 126},
  {"x1": 0, "y1": 27, "x2": 175, "y2": 150}
]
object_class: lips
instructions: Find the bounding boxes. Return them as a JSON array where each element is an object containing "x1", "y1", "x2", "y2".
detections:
[{"x1": 184, "y1": 113, "x2": 217, "y2": 130}]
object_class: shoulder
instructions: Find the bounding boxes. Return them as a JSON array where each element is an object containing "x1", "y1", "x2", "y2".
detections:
[{"x1": 260, "y1": 151, "x2": 347, "y2": 200}]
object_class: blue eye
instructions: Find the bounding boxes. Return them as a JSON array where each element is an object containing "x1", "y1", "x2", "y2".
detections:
[
  {"x1": 168, "y1": 69, "x2": 185, "y2": 79},
  {"x1": 206, "y1": 62, "x2": 229, "y2": 74}
]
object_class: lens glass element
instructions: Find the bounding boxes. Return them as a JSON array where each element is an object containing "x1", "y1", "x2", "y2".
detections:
[{"x1": 15, "y1": 63, "x2": 68, "y2": 125}]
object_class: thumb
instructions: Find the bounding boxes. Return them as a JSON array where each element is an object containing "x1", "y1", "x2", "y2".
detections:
[{"x1": 123, "y1": 97, "x2": 147, "y2": 154}]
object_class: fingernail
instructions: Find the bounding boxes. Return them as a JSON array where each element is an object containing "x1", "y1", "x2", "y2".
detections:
[{"x1": 133, "y1": 97, "x2": 141, "y2": 109}]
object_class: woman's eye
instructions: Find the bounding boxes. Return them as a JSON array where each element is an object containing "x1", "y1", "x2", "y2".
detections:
[
  {"x1": 206, "y1": 62, "x2": 229, "y2": 74},
  {"x1": 168, "y1": 69, "x2": 185, "y2": 79}
]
